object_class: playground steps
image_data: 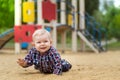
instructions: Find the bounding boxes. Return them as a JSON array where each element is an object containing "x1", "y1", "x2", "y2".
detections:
[
  {"x1": 0, "y1": 29, "x2": 14, "y2": 49},
  {"x1": 77, "y1": 29, "x2": 105, "y2": 53},
  {"x1": 83, "y1": 13, "x2": 107, "y2": 53},
  {"x1": 77, "y1": 30, "x2": 99, "y2": 53}
]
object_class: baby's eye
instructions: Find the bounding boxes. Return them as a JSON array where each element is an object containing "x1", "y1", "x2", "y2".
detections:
[
  {"x1": 44, "y1": 40, "x2": 48, "y2": 43},
  {"x1": 37, "y1": 41, "x2": 41, "y2": 43}
]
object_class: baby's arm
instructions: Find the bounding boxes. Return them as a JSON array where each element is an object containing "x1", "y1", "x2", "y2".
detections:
[
  {"x1": 17, "y1": 58, "x2": 28, "y2": 68},
  {"x1": 17, "y1": 48, "x2": 35, "y2": 68},
  {"x1": 52, "y1": 52, "x2": 62, "y2": 75}
]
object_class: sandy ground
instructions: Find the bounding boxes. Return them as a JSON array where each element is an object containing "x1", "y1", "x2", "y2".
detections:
[{"x1": 0, "y1": 50, "x2": 120, "y2": 80}]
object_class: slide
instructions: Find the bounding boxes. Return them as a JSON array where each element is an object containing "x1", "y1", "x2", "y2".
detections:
[{"x1": 0, "y1": 29, "x2": 14, "y2": 49}]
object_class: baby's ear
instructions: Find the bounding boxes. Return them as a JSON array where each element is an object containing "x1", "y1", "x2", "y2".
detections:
[{"x1": 50, "y1": 40, "x2": 53, "y2": 45}]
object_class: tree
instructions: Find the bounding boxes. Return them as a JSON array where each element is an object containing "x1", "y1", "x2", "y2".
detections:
[
  {"x1": 85, "y1": 0, "x2": 99, "y2": 15},
  {"x1": 0, "y1": 0, "x2": 14, "y2": 33},
  {"x1": 92, "y1": 0, "x2": 120, "y2": 41},
  {"x1": 104, "y1": 7, "x2": 120, "y2": 40}
]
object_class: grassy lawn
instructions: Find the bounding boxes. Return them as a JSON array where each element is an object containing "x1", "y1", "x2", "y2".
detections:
[{"x1": 107, "y1": 41, "x2": 120, "y2": 50}]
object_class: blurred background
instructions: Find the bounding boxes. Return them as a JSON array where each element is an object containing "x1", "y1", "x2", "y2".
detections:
[{"x1": 0, "y1": 0, "x2": 120, "y2": 51}]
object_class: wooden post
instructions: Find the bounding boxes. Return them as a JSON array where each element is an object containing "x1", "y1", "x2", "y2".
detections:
[
  {"x1": 60, "y1": 0, "x2": 66, "y2": 51},
  {"x1": 60, "y1": 0, "x2": 66, "y2": 24},
  {"x1": 14, "y1": 0, "x2": 22, "y2": 54},
  {"x1": 52, "y1": 20, "x2": 57, "y2": 48},
  {"x1": 72, "y1": 0, "x2": 77, "y2": 52},
  {"x1": 79, "y1": 0, "x2": 85, "y2": 51},
  {"x1": 61, "y1": 31, "x2": 66, "y2": 51},
  {"x1": 37, "y1": 0, "x2": 43, "y2": 26}
]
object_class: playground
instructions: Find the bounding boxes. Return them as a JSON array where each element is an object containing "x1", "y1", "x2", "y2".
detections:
[
  {"x1": 0, "y1": 0, "x2": 120, "y2": 80},
  {"x1": 0, "y1": 50, "x2": 120, "y2": 80},
  {"x1": 0, "y1": 0, "x2": 107, "y2": 53}
]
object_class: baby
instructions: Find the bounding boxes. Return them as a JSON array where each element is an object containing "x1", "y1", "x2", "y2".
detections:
[{"x1": 17, "y1": 29, "x2": 72, "y2": 75}]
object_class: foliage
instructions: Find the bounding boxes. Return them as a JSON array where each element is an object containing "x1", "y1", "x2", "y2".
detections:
[
  {"x1": 93, "y1": 10, "x2": 104, "y2": 24},
  {"x1": 104, "y1": 7, "x2": 120, "y2": 40},
  {"x1": 0, "y1": 0, "x2": 14, "y2": 33},
  {"x1": 94, "y1": 3, "x2": 120, "y2": 41},
  {"x1": 85, "y1": 0, "x2": 99, "y2": 15}
]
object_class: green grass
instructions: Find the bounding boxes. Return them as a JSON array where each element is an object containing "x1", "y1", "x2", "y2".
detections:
[{"x1": 107, "y1": 41, "x2": 120, "y2": 50}]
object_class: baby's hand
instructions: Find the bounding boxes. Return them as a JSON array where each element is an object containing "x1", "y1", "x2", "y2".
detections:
[{"x1": 17, "y1": 58, "x2": 27, "y2": 67}]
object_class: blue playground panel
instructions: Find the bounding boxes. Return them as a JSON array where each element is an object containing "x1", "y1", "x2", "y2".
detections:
[
  {"x1": 21, "y1": 42, "x2": 29, "y2": 49},
  {"x1": 45, "y1": 27, "x2": 51, "y2": 32}
]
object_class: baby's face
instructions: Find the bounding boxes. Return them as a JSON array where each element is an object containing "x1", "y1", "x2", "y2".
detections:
[{"x1": 34, "y1": 34, "x2": 52, "y2": 54}]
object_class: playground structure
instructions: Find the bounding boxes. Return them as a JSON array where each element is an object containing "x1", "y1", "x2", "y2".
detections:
[
  {"x1": 0, "y1": 0, "x2": 107, "y2": 54},
  {"x1": 0, "y1": 29, "x2": 14, "y2": 49}
]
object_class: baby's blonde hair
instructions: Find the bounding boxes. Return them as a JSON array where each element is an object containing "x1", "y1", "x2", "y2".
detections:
[{"x1": 32, "y1": 29, "x2": 51, "y2": 41}]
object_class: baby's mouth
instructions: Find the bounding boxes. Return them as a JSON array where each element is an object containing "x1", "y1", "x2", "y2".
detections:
[{"x1": 40, "y1": 47, "x2": 46, "y2": 49}]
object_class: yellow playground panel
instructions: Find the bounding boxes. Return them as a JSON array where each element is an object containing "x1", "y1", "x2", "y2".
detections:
[
  {"x1": 23, "y1": 2, "x2": 35, "y2": 22},
  {"x1": 68, "y1": 14, "x2": 78, "y2": 26},
  {"x1": 68, "y1": 14, "x2": 73, "y2": 26}
]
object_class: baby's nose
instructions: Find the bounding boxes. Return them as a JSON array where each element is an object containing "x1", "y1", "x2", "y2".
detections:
[{"x1": 41, "y1": 42, "x2": 45, "y2": 45}]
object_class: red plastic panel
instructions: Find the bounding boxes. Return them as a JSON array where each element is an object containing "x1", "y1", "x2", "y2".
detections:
[
  {"x1": 42, "y1": 0, "x2": 56, "y2": 21},
  {"x1": 14, "y1": 25, "x2": 42, "y2": 42}
]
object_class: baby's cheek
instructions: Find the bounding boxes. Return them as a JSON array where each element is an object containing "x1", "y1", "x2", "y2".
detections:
[{"x1": 35, "y1": 45, "x2": 39, "y2": 50}]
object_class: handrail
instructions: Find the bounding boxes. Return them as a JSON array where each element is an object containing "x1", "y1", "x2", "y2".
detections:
[{"x1": 85, "y1": 13, "x2": 107, "y2": 51}]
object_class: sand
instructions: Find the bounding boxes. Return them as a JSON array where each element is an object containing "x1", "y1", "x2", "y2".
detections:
[{"x1": 0, "y1": 50, "x2": 120, "y2": 80}]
